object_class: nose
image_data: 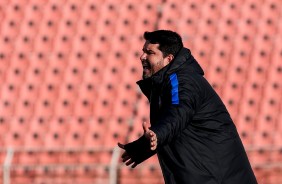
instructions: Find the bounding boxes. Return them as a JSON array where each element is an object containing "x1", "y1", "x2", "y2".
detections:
[{"x1": 140, "y1": 52, "x2": 146, "y2": 61}]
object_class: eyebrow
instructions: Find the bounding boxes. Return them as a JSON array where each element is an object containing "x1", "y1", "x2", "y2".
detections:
[{"x1": 142, "y1": 48, "x2": 155, "y2": 53}]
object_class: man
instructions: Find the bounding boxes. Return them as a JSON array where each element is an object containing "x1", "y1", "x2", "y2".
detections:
[{"x1": 118, "y1": 30, "x2": 257, "y2": 184}]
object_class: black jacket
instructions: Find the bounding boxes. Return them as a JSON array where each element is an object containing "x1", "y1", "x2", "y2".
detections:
[{"x1": 124, "y1": 48, "x2": 257, "y2": 184}]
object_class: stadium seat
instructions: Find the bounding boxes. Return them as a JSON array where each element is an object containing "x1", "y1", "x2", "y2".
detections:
[
  {"x1": 239, "y1": 13, "x2": 258, "y2": 33},
  {"x1": 60, "y1": 150, "x2": 79, "y2": 164},
  {"x1": 250, "y1": 146, "x2": 272, "y2": 165},
  {"x1": 0, "y1": 116, "x2": 9, "y2": 135},
  {"x1": 49, "y1": 117, "x2": 69, "y2": 135},
  {"x1": 104, "y1": 118, "x2": 128, "y2": 147},
  {"x1": 228, "y1": 53, "x2": 250, "y2": 84},
  {"x1": 74, "y1": 97, "x2": 93, "y2": 118},
  {"x1": 253, "y1": 130, "x2": 274, "y2": 148},
  {"x1": 69, "y1": 117, "x2": 89, "y2": 135},
  {"x1": 63, "y1": 65, "x2": 84, "y2": 86},
  {"x1": 25, "y1": 66, "x2": 45, "y2": 87},
  {"x1": 4, "y1": 129, "x2": 24, "y2": 148},
  {"x1": 5, "y1": 65, "x2": 26, "y2": 86},
  {"x1": 84, "y1": 116, "x2": 108, "y2": 148},
  {"x1": 241, "y1": 0, "x2": 262, "y2": 20},
  {"x1": 258, "y1": 16, "x2": 278, "y2": 35},
  {"x1": 25, "y1": 129, "x2": 44, "y2": 149},
  {"x1": 38, "y1": 150, "x2": 60, "y2": 164},
  {"x1": 140, "y1": 165, "x2": 163, "y2": 184},
  {"x1": 119, "y1": 167, "x2": 140, "y2": 184},
  {"x1": 44, "y1": 65, "x2": 65, "y2": 86},
  {"x1": 58, "y1": 82, "x2": 78, "y2": 103},
  {"x1": 200, "y1": 0, "x2": 221, "y2": 20},
  {"x1": 77, "y1": 82, "x2": 97, "y2": 103},
  {"x1": 0, "y1": 98, "x2": 15, "y2": 117},
  {"x1": 6, "y1": 67, "x2": 25, "y2": 86},
  {"x1": 55, "y1": 97, "x2": 75, "y2": 118},
  {"x1": 53, "y1": 33, "x2": 73, "y2": 55},
  {"x1": 29, "y1": 116, "x2": 50, "y2": 134},
  {"x1": 91, "y1": 33, "x2": 112, "y2": 52},
  {"x1": 57, "y1": 13, "x2": 79, "y2": 34},
  {"x1": 44, "y1": 130, "x2": 64, "y2": 149},
  {"x1": 221, "y1": 0, "x2": 241, "y2": 20},
  {"x1": 222, "y1": 81, "x2": 243, "y2": 121},
  {"x1": 15, "y1": 98, "x2": 34, "y2": 118},
  {"x1": 261, "y1": 0, "x2": 281, "y2": 20}
]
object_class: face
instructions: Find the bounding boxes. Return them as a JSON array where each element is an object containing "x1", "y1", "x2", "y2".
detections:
[{"x1": 140, "y1": 41, "x2": 173, "y2": 79}]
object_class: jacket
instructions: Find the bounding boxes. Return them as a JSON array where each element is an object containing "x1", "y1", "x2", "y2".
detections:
[{"x1": 124, "y1": 48, "x2": 258, "y2": 184}]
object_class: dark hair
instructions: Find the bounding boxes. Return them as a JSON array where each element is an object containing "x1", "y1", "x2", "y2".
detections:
[{"x1": 143, "y1": 30, "x2": 183, "y2": 57}]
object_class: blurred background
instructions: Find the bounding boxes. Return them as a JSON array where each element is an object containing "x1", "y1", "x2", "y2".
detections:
[{"x1": 0, "y1": 0, "x2": 281, "y2": 183}]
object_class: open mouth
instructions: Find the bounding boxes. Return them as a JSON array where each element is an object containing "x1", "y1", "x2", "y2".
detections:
[{"x1": 142, "y1": 61, "x2": 151, "y2": 70}]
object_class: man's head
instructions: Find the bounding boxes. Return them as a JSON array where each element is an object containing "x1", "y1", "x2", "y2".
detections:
[{"x1": 140, "y1": 30, "x2": 183, "y2": 79}]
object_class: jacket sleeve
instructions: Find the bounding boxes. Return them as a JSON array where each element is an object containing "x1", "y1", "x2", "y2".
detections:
[{"x1": 150, "y1": 73, "x2": 201, "y2": 147}]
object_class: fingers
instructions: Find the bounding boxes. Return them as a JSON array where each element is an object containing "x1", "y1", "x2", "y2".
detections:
[
  {"x1": 142, "y1": 121, "x2": 150, "y2": 133},
  {"x1": 118, "y1": 142, "x2": 125, "y2": 149},
  {"x1": 148, "y1": 131, "x2": 157, "y2": 151},
  {"x1": 131, "y1": 162, "x2": 138, "y2": 168}
]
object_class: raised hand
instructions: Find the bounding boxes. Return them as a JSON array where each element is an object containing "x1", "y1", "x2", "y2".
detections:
[{"x1": 143, "y1": 122, "x2": 158, "y2": 151}]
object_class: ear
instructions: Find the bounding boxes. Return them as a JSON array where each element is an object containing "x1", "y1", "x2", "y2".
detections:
[{"x1": 166, "y1": 54, "x2": 174, "y2": 63}]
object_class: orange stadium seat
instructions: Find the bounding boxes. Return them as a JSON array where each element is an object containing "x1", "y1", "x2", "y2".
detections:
[
  {"x1": 68, "y1": 117, "x2": 89, "y2": 135},
  {"x1": 23, "y1": 71, "x2": 44, "y2": 92},
  {"x1": 44, "y1": 130, "x2": 64, "y2": 149},
  {"x1": 25, "y1": 65, "x2": 45, "y2": 86},
  {"x1": 5, "y1": 1, "x2": 25, "y2": 22},
  {"x1": 49, "y1": 117, "x2": 69, "y2": 135},
  {"x1": 238, "y1": 19, "x2": 257, "y2": 40},
  {"x1": 33, "y1": 33, "x2": 54, "y2": 53},
  {"x1": 72, "y1": 35, "x2": 92, "y2": 55},
  {"x1": 1, "y1": 82, "x2": 20, "y2": 103},
  {"x1": 24, "y1": 129, "x2": 44, "y2": 149},
  {"x1": 261, "y1": 0, "x2": 281, "y2": 20},
  {"x1": 77, "y1": 82, "x2": 97, "y2": 102},
  {"x1": 74, "y1": 97, "x2": 93, "y2": 118},
  {"x1": 0, "y1": 33, "x2": 14, "y2": 56},
  {"x1": 119, "y1": 167, "x2": 140, "y2": 184},
  {"x1": 53, "y1": 33, "x2": 73, "y2": 54},
  {"x1": 0, "y1": 98, "x2": 15, "y2": 117},
  {"x1": 58, "y1": 82, "x2": 78, "y2": 104},
  {"x1": 29, "y1": 116, "x2": 50, "y2": 134},
  {"x1": 257, "y1": 16, "x2": 278, "y2": 35},
  {"x1": 60, "y1": 150, "x2": 79, "y2": 164},
  {"x1": 140, "y1": 165, "x2": 163, "y2": 184},
  {"x1": 201, "y1": 0, "x2": 221, "y2": 20},
  {"x1": 14, "y1": 33, "x2": 34, "y2": 53},
  {"x1": 0, "y1": 116, "x2": 9, "y2": 136},
  {"x1": 84, "y1": 120, "x2": 105, "y2": 148},
  {"x1": 78, "y1": 150, "x2": 100, "y2": 164},
  {"x1": 221, "y1": 0, "x2": 241, "y2": 20},
  {"x1": 4, "y1": 129, "x2": 24, "y2": 148},
  {"x1": 115, "y1": 15, "x2": 136, "y2": 35},
  {"x1": 63, "y1": 66, "x2": 85, "y2": 87},
  {"x1": 34, "y1": 97, "x2": 55, "y2": 119},
  {"x1": 54, "y1": 96, "x2": 75, "y2": 117},
  {"x1": 14, "y1": 98, "x2": 34, "y2": 119},
  {"x1": 61, "y1": 0, "x2": 82, "y2": 22},
  {"x1": 104, "y1": 118, "x2": 128, "y2": 148},
  {"x1": 241, "y1": 0, "x2": 262, "y2": 20},
  {"x1": 251, "y1": 142, "x2": 272, "y2": 165},
  {"x1": 44, "y1": 65, "x2": 65, "y2": 86},
  {"x1": 9, "y1": 117, "x2": 30, "y2": 135},
  {"x1": 222, "y1": 81, "x2": 243, "y2": 121}
]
